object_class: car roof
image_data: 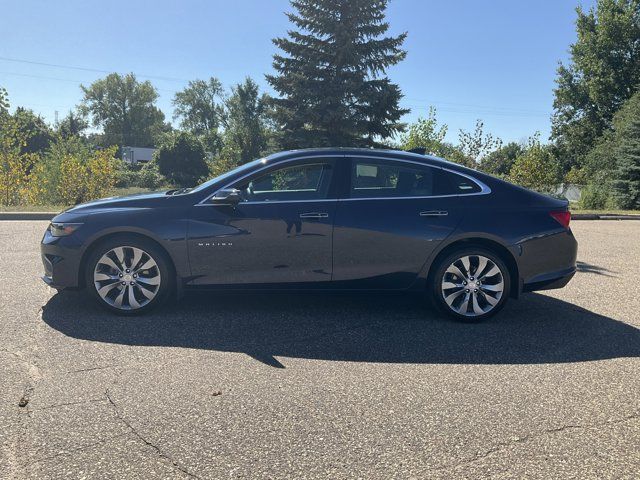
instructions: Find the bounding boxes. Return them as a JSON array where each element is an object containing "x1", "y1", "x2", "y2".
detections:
[{"x1": 266, "y1": 147, "x2": 461, "y2": 169}]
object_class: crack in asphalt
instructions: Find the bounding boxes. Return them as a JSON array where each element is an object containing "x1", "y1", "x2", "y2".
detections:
[
  {"x1": 69, "y1": 365, "x2": 117, "y2": 374},
  {"x1": 2, "y1": 340, "x2": 42, "y2": 411},
  {"x1": 30, "y1": 398, "x2": 109, "y2": 411},
  {"x1": 3, "y1": 298, "x2": 51, "y2": 477},
  {"x1": 1, "y1": 348, "x2": 40, "y2": 375},
  {"x1": 18, "y1": 385, "x2": 34, "y2": 408},
  {"x1": 105, "y1": 389, "x2": 201, "y2": 479},
  {"x1": 0, "y1": 348, "x2": 24, "y2": 360},
  {"x1": 427, "y1": 411, "x2": 640, "y2": 474}
]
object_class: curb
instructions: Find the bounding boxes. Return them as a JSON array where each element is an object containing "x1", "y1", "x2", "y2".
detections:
[
  {"x1": 0, "y1": 212, "x2": 58, "y2": 221},
  {"x1": 572, "y1": 213, "x2": 640, "y2": 220}
]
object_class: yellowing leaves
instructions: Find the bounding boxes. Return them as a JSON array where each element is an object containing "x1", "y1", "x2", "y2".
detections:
[
  {"x1": 55, "y1": 147, "x2": 118, "y2": 205},
  {"x1": 0, "y1": 115, "x2": 37, "y2": 205},
  {"x1": 0, "y1": 116, "x2": 118, "y2": 207}
]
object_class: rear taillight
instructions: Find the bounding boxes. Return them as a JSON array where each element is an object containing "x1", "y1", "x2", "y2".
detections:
[{"x1": 550, "y1": 210, "x2": 571, "y2": 229}]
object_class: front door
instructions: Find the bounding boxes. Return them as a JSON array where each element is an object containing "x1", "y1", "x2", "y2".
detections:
[{"x1": 187, "y1": 159, "x2": 337, "y2": 286}]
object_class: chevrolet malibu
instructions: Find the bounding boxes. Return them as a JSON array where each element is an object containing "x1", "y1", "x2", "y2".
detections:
[{"x1": 41, "y1": 148, "x2": 577, "y2": 321}]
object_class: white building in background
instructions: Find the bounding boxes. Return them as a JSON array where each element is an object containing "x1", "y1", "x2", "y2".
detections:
[{"x1": 122, "y1": 146, "x2": 155, "y2": 165}]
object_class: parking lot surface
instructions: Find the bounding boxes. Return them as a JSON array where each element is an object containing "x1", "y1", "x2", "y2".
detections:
[{"x1": 0, "y1": 220, "x2": 638, "y2": 479}]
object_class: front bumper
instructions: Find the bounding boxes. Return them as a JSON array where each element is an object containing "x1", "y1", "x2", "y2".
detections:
[{"x1": 40, "y1": 228, "x2": 83, "y2": 289}]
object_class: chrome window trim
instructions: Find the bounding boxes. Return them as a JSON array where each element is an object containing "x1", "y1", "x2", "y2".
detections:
[
  {"x1": 195, "y1": 153, "x2": 491, "y2": 206},
  {"x1": 242, "y1": 198, "x2": 339, "y2": 205},
  {"x1": 338, "y1": 193, "x2": 462, "y2": 202}
]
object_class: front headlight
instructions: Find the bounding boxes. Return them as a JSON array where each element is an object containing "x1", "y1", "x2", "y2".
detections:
[{"x1": 49, "y1": 222, "x2": 83, "y2": 237}]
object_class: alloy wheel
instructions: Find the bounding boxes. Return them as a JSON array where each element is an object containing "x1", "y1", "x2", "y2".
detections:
[
  {"x1": 93, "y1": 246, "x2": 161, "y2": 311},
  {"x1": 440, "y1": 254, "x2": 505, "y2": 318}
]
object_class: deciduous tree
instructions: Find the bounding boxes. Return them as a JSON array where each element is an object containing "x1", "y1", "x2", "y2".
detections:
[
  {"x1": 12, "y1": 107, "x2": 53, "y2": 154},
  {"x1": 508, "y1": 135, "x2": 561, "y2": 192},
  {"x1": 56, "y1": 110, "x2": 89, "y2": 139},
  {"x1": 458, "y1": 119, "x2": 502, "y2": 167},
  {"x1": 479, "y1": 142, "x2": 523, "y2": 176},
  {"x1": 401, "y1": 107, "x2": 448, "y2": 155},
  {"x1": 552, "y1": 0, "x2": 640, "y2": 170},
  {"x1": 80, "y1": 73, "x2": 168, "y2": 148},
  {"x1": 173, "y1": 77, "x2": 225, "y2": 153},
  {"x1": 221, "y1": 78, "x2": 270, "y2": 165}
]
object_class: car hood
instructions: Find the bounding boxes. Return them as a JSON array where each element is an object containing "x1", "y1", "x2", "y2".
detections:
[{"x1": 58, "y1": 191, "x2": 172, "y2": 218}]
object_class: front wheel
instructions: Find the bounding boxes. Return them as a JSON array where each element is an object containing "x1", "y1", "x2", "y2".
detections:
[
  {"x1": 430, "y1": 248, "x2": 511, "y2": 322},
  {"x1": 85, "y1": 237, "x2": 173, "y2": 315}
]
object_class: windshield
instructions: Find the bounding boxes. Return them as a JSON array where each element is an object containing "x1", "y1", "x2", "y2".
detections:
[{"x1": 189, "y1": 157, "x2": 268, "y2": 194}]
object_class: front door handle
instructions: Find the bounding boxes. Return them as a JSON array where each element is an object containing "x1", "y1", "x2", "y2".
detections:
[
  {"x1": 420, "y1": 210, "x2": 448, "y2": 217},
  {"x1": 299, "y1": 212, "x2": 329, "y2": 219}
]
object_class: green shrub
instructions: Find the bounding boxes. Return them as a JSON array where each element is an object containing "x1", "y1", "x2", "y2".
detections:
[
  {"x1": 32, "y1": 146, "x2": 119, "y2": 205},
  {"x1": 33, "y1": 136, "x2": 93, "y2": 203},
  {"x1": 156, "y1": 132, "x2": 208, "y2": 187},
  {"x1": 114, "y1": 160, "x2": 137, "y2": 188},
  {"x1": 114, "y1": 159, "x2": 169, "y2": 190},
  {"x1": 578, "y1": 183, "x2": 617, "y2": 210},
  {"x1": 1, "y1": 111, "x2": 39, "y2": 205},
  {"x1": 138, "y1": 161, "x2": 167, "y2": 189}
]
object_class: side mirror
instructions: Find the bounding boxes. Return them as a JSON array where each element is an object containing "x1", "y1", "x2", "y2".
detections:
[{"x1": 210, "y1": 188, "x2": 242, "y2": 205}]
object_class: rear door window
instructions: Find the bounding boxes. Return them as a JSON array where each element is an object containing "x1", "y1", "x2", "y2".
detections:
[
  {"x1": 349, "y1": 159, "x2": 483, "y2": 198},
  {"x1": 351, "y1": 159, "x2": 436, "y2": 198}
]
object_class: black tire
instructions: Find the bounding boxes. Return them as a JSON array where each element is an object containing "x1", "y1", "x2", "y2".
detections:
[
  {"x1": 430, "y1": 247, "x2": 511, "y2": 322},
  {"x1": 84, "y1": 236, "x2": 174, "y2": 315}
]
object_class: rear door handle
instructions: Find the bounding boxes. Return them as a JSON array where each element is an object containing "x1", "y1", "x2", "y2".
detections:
[
  {"x1": 419, "y1": 210, "x2": 448, "y2": 217},
  {"x1": 299, "y1": 212, "x2": 329, "y2": 219}
]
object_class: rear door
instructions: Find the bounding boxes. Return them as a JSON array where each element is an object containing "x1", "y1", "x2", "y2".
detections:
[{"x1": 332, "y1": 157, "x2": 476, "y2": 289}]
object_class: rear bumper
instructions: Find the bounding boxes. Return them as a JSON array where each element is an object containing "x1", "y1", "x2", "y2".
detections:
[
  {"x1": 522, "y1": 266, "x2": 576, "y2": 293},
  {"x1": 516, "y1": 228, "x2": 578, "y2": 295}
]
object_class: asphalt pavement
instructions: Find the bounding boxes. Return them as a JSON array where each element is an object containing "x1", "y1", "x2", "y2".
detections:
[{"x1": 0, "y1": 220, "x2": 638, "y2": 479}]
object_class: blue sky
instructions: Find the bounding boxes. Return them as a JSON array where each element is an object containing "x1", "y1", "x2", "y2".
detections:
[{"x1": 1, "y1": 0, "x2": 595, "y2": 144}]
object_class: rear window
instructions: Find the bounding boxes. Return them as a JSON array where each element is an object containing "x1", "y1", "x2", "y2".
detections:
[{"x1": 436, "y1": 169, "x2": 482, "y2": 195}]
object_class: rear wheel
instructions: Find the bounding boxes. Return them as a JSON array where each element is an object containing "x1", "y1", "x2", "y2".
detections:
[
  {"x1": 430, "y1": 247, "x2": 510, "y2": 322},
  {"x1": 85, "y1": 237, "x2": 173, "y2": 315}
]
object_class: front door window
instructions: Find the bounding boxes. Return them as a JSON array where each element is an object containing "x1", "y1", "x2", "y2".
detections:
[{"x1": 236, "y1": 162, "x2": 334, "y2": 202}]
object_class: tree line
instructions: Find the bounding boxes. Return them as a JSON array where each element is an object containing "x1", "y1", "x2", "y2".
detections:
[{"x1": 1, "y1": 0, "x2": 639, "y2": 208}]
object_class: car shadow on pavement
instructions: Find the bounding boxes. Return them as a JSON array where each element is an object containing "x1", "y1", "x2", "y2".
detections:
[
  {"x1": 576, "y1": 261, "x2": 617, "y2": 277},
  {"x1": 41, "y1": 291, "x2": 640, "y2": 368}
]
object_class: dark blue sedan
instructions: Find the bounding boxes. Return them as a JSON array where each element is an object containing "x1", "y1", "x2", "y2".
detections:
[{"x1": 41, "y1": 148, "x2": 577, "y2": 321}]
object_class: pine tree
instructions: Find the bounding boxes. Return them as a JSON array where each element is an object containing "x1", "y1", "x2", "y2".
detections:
[
  {"x1": 612, "y1": 93, "x2": 640, "y2": 209},
  {"x1": 266, "y1": 0, "x2": 408, "y2": 148}
]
